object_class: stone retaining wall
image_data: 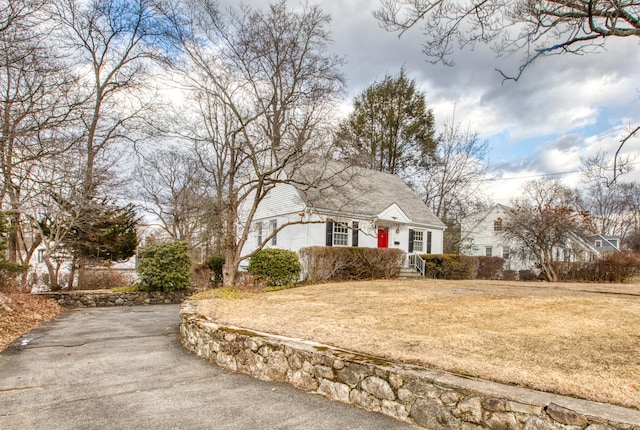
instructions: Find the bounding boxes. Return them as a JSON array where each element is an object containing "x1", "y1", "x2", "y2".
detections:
[
  {"x1": 39, "y1": 290, "x2": 192, "y2": 308},
  {"x1": 180, "y1": 301, "x2": 640, "y2": 430}
]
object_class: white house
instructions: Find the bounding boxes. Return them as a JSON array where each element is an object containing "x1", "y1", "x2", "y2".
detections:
[
  {"x1": 240, "y1": 161, "x2": 446, "y2": 270},
  {"x1": 461, "y1": 204, "x2": 605, "y2": 273},
  {"x1": 460, "y1": 204, "x2": 515, "y2": 266}
]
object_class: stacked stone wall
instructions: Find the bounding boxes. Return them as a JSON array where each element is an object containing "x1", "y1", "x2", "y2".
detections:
[
  {"x1": 179, "y1": 301, "x2": 640, "y2": 430},
  {"x1": 39, "y1": 290, "x2": 191, "y2": 308}
]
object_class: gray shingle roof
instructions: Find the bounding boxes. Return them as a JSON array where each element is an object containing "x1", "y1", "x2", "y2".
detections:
[{"x1": 289, "y1": 160, "x2": 445, "y2": 228}]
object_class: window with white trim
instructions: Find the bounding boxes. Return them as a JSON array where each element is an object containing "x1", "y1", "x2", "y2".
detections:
[
  {"x1": 413, "y1": 230, "x2": 424, "y2": 252},
  {"x1": 494, "y1": 218, "x2": 503, "y2": 231},
  {"x1": 485, "y1": 246, "x2": 492, "y2": 257},
  {"x1": 595, "y1": 240, "x2": 602, "y2": 247},
  {"x1": 333, "y1": 222, "x2": 348, "y2": 246},
  {"x1": 502, "y1": 246, "x2": 510, "y2": 260},
  {"x1": 255, "y1": 222, "x2": 263, "y2": 246},
  {"x1": 270, "y1": 220, "x2": 277, "y2": 246}
]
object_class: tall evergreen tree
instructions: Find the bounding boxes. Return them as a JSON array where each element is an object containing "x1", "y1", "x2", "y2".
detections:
[{"x1": 334, "y1": 68, "x2": 436, "y2": 178}]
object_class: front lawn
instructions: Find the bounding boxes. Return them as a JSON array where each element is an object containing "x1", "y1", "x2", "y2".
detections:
[{"x1": 195, "y1": 279, "x2": 640, "y2": 410}]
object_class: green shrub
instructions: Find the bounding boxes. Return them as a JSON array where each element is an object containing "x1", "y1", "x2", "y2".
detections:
[
  {"x1": 247, "y1": 248, "x2": 301, "y2": 286},
  {"x1": 137, "y1": 241, "x2": 191, "y2": 292},
  {"x1": 300, "y1": 246, "x2": 404, "y2": 282},
  {"x1": 205, "y1": 255, "x2": 225, "y2": 282},
  {"x1": 421, "y1": 254, "x2": 477, "y2": 280}
]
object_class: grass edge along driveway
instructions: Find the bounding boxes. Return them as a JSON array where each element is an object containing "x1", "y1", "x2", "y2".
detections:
[{"x1": 196, "y1": 279, "x2": 640, "y2": 410}]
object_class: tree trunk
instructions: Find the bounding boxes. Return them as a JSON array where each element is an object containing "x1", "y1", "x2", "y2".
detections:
[
  {"x1": 43, "y1": 256, "x2": 60, "y2": 291},
  {"x1": 222, "y1": 255, "x2": 236, "y2": 287},
  {"x1": 222, "y1": 201, "x2": 238, "y2": 287},
  {"x1": 67, "y1": 255, "x2": 79, "y2": 290}
]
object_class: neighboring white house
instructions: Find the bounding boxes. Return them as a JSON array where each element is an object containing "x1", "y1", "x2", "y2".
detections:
[
  {"x1": 240, "y1": 162, "x2": 446, "y2": 270},
  {"x1": 460, "y1": 204, "x2": 520, "y2": 267},
  {"x1": 461, "y1": 204, "x2": 615, "y2": 273}
]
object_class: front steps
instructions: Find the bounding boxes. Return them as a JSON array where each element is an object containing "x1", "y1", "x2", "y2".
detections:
[{"x1": 399, "y1": 267, "x2": 423, "y2": 279}]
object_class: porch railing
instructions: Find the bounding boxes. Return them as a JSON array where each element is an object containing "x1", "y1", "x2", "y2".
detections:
[{"x1": 407, "y1": 252, "x2": 426, "y2": 276}]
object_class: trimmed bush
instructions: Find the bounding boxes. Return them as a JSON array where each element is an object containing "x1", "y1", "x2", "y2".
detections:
[
  {"x1": 421, "y1": 254, "x2": 477, "y2": 280},
  {"x1": 247, "y1": 248, "x2": 302, "y2": 286},
  {"x1": 476, "y1": 256, "x2": 505, "y2": 279},
  {"x1": 137, "y1": 241, "x2": 191, "y2": 292},
  {"x1": 300, "y1": 246, "x2": 404, "y2": 283}
]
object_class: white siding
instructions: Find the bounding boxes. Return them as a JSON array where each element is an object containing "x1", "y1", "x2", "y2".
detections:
[
  {"x1": 462, "y1": 205, "x2": 531, "y2": 271},
  {"x1": 378, "y1": 203, "x2": 410, "y2": 223},
  {"x1": 253, "y1": 183, "x2": 306, "y2": 219}
]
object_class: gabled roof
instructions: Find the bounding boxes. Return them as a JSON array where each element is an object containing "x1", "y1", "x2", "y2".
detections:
[
  {"x1": 461, "y1": 204, "x2": 511, "y2": 241},
  {"x1": 289, "y1": 160, "x2": 445, "y2": 229}
]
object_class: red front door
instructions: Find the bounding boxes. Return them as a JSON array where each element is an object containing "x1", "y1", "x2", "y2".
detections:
[{"x1": 377, "y1": 228, "x2": 389, "y2": 248}]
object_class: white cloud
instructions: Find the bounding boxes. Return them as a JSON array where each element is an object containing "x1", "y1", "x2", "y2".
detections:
[{"x1": 206, "y1": 0, "x2": 640, "y2": 202}]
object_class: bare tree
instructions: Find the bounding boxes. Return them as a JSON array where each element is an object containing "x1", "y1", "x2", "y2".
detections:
[
  {"x1": 580, "y1": 153, "x2": 640, "y2": 243},
  {"x1": 501, "y1": 178, "x2": 591, "y2": 282},
  {"x1": 167, "y1": 0, "x2": 345, "y2": 286},
  {"x1": 375, "y1": 1, "x2": 640, "y2": 168},
  {"x1": 0, "y1": 0, "x2": 81, "y2": 268},
  {"x1": 133, "y1": 147, "x2": 219, "y2": 250},
  {"x1": 375, "y1": 0, "x2": 640, "y2": 80},
  {"x1": 0, "y1": 0, "x2": 49, "y2": 34},
  {"x1": 416, "y1": 119, "x2": 490, "y2": 252},
  {"x1": 53, "y1": 0, "x2": 170, "y2": 198},
  {"x1": 23, "y1": 150, "x2": 86, "y2": 290}
]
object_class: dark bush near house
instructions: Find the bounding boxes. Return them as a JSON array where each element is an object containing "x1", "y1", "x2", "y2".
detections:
[
  {"x1": 137, "y1": 241, "x2": 191, "y2": 292},
  {"x1": 559, "y1": 252, "x2": 640, "y2": 283},
  {"x1": 594, "y1": 252, "x2": 640, "y2": 282},
  {"x1": 191, "y1": 264, "x2": 213, "y2": 290},
  {"x1": 205, "y1": 255, "x2": 225, "y2": 283},
  {"x1": 518, "y1": 270, "x2": 537, "y2": 281},
  {"x1": 247, "y1": 248, "x2": 302, "y2": 286},
  {"x1": 502, "y1": 270, "x2": 517, "y2": 281},
  {"x1": 476, "y1": 256, "x2": 505, "y2": 279},
  {"x1": 300, "y1": 247, "x2": 404, "y2": 283},
  {"x1": 421, "y1": 254, "x2": 477, "y2": 280},
  {"x1": 77, "y1": 267, "x2": 130, "y2": 290}
]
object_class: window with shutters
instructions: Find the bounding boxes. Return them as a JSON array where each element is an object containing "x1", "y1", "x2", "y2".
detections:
[
  {"x1": 333, "y1": 222, "x2": 348, "y2": 246},
  {"x1": 351, "y1": 221, "x2": 359, "y2": 247}
]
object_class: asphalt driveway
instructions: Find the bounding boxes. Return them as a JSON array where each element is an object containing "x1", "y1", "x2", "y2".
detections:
[{"x1": 0, "y1": 305, "x2": 413, "y2": 429}]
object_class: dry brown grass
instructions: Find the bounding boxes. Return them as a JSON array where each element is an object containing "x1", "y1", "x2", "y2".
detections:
[
  {"x1": 196, "y1": 279, "x2": 640, "y2": 410},
  {"x1": 0, "y1": 289, "x2": 62, "y2": 351}
]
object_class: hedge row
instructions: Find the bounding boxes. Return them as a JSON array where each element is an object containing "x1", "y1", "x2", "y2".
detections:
[
  {"x1": 557, "y1": 251, "x2": 640, "y2": 283},
  {"x1": 420, "y1": 254, "x2": 478, "y2": 280},
  {"x1": 300, "y1": 246, "x2": 404, "y2": 283}
]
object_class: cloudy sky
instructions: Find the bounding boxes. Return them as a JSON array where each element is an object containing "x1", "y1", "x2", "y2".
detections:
[{"x1": 223, "y1": 0, "x2": 640, "y2": 203}]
